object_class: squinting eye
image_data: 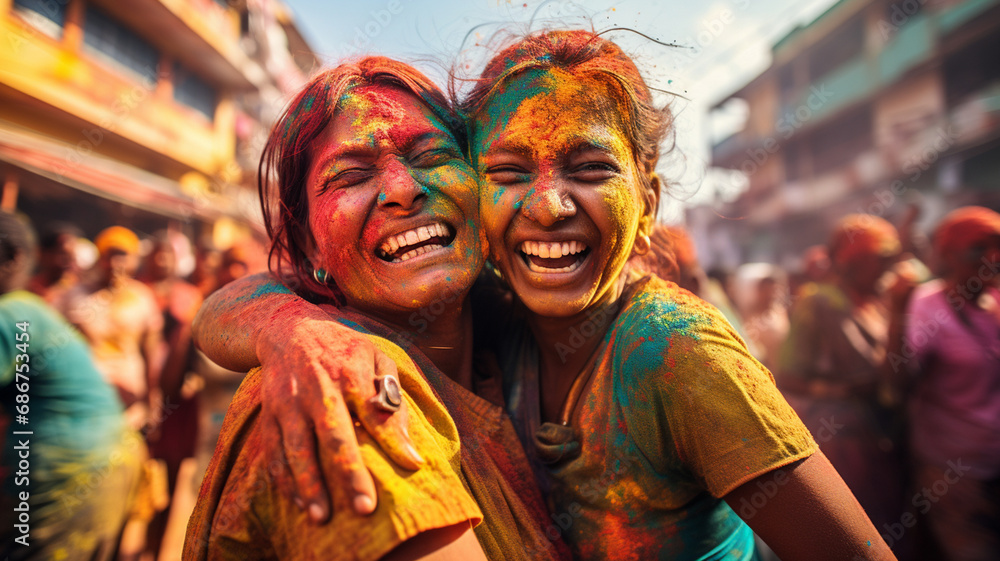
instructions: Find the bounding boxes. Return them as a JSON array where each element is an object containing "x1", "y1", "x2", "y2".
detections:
[
  {"x1": 570, "y1": 162, "x2": 618, "y2": 182},
  {"x1": 320, "y1": 169, "x2": 374, "y2": 193},
  {"x1": 411, "y1": 148, "x2": 458, "y2": 168},
  {"x1": 485, "y1": 165, "x2": 530, "y2": 185}
]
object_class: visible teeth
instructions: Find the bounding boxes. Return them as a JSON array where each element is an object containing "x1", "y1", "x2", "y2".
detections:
[
  {"x1": 392, "y1": 244, "x2": 444, "y2": 263},
  {"x1": 526, "y1": 259, "x2": 584, "y2": 274},
  {"x1": 381, "y1": 222, "x2": 450, "y2": 258},
  {"x1": 520, "y1": 240, "x2": 588, "y2": 257}
]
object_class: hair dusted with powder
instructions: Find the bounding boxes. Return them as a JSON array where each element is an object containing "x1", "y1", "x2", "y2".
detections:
[
  {"x1": 458, "y1": 29, "x2": 674, "y2": 197},
  {"x1": 259, "y1": 56, "x2": 465, "y2": 302}
]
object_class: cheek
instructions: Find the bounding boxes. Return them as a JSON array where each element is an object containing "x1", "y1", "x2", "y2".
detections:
[
  {"x1": 595, "y1": 181, "x2": 643, "y2": 241},
  {"x1": 479, "y1": 188, "x2": 520, "y2": 245},
  {"x1": 309, "y1": 193, "x2": 358, "y2": 267}
]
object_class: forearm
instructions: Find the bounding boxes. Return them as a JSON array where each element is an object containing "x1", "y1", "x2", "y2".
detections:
[
  {"x1": 725, "y1": 451, "x2": 896, "y2": 560},
  {"x1": 191, "y1": 272, "x2": 327, "y2": 371}
]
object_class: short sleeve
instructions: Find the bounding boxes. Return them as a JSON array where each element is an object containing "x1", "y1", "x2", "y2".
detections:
[
  {"x1": 190, "y1": 336, "x2": 483, "y2": 561},
  {"x1": 619, "y1": 287, "x2": 817, "y2": 498}
]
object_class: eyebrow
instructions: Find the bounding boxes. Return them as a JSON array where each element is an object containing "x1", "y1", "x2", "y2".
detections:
[
  {"x1": 313, "y1": 129, "x2": 456, "y2": 171},
  {"x1": 408, "y1": 130, "x2": 457, "y2": 149},
  {"x1": 567, "y1": 140, "x2": 617, "y2": 158}
]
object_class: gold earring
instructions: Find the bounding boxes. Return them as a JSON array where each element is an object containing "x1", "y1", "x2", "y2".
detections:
[{"x1": 634, "y1": 234, "x2": 651, "y2": 256}]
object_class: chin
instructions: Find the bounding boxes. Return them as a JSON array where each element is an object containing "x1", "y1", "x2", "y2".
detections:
[{"x1": 517, "y1": 291, "x2": 592, "y2": 319}]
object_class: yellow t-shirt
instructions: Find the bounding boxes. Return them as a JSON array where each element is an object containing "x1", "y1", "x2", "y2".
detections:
[
  {"x1": 184, "y1": 334, "x2": 482, "y2": 561},
  {"x1": 501, "y1": 275, "x2": 818, "y2": 559}
]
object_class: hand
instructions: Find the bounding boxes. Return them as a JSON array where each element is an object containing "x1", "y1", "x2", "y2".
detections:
[{"x1": 257, "y1": 304, "x2": 423, "y2": 523}]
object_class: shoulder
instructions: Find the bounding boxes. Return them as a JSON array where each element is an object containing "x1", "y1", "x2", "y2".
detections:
[
  {"x1": 0, "y1": 290, "x2": 70, "y2": 331},
  {"x1": 611, "y1": 277, "x2": 747, "y2": 381},
  {"x1": 908, "y1": 280, "x2": 947, "y2": 309},
  {"x1": 794, "y1": 282, "x2": 847, "y2": 312},
  {"x1": 124, "y1": 278, "x2": 158, "y2": 302},
  {"x1": 189, "y1": 332, "x2": 482, "y2": 560},
  {"x1": 609, "y1": 281, "x2": 816, "y2": 494}
]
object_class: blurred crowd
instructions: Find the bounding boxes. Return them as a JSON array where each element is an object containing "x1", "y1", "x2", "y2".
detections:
[
  {"x1": 0, "y1": 212, "x2": 266, "y2": 561},
  {"x1": 636, "y1": 204, "x2": 1000, "y2": 561},
  {"x1": 2, "y1": 202, "x2": 999, "y2": 561}
]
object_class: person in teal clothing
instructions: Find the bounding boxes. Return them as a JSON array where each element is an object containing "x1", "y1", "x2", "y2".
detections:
[{"x1": 0, "y1": 211, "x2": 143, "y2": 561}]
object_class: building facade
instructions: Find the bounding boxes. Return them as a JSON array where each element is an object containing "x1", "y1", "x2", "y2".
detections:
[
  {"x1": 0, "y1": 0, "x2": 317, "y2": 247},
  {"x1": 702, "y1": 0, "x2": 1000, "y2": 268}
]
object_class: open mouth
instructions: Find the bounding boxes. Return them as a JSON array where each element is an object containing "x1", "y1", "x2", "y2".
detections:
[
  {"x1": 378, "y1": 222, "x2": 455, "y2": 263},
  {"x1": 519, "y1": 240, "x2": 590, "y2": 273}
]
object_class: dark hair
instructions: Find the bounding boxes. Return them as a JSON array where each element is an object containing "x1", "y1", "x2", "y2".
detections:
[
  {"x1": 258, "y1": 56, "x2": 465, "y2": 302},
  {"x1": 459, "y1": 29, "x2": 674, "y2": 197},
  {"x1": 38, "y1": 222, "x2": 83, "y2": 251},
  {"x1": 0, "y1": 211, "x2": 36, "y2": 268}
]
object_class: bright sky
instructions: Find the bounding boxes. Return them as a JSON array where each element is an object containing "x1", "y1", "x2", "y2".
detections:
[{"x1": 284, "y1": 0, "x2": 840, "y2": 222}]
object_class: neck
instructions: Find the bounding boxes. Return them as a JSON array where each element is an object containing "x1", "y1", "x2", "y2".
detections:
[
  {"x1": 525, "y1": 273, "x2": 628, "y2": 421},
  {"x1": 371, "y1": 297, "x2": 474, "y2": 389}
]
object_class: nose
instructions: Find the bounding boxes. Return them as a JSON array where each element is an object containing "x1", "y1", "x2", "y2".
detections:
[
  {"x1": 378, "y1": 158, "x2": 427, "y2": 212},
  {"x1": 522, "y1": 186, "x2": 576, "y2": 227}
]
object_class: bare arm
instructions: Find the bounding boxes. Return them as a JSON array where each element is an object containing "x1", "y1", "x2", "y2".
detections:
[
  {"x1": 191, "y1": 272, "x2": 296, "y2": 372},
  {"x1": 382, "y1": 525, "x2": 487, "y2": 561},
  {"x1": 725, "y1": 450, "x2": 896, "y2": 560},
  {"x1": 192, "y1": 272, "x2": 422, "y2": 521}
]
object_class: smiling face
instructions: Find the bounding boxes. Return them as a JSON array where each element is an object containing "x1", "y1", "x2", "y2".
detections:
[
  {"x1": 306, "y1": 85, "x2": 483, "y2": 322},
  {"x1": 472, "y1": 68, "x2": 656, "y2": 318}
]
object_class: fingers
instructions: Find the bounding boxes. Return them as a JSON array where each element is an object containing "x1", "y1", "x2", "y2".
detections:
[
  {"x1": 349, "y1": 351, "x2": 423, "y2": 471},
  {"x1": 277, "y1": 407, "x2": 331, "y2": 523},
  {"x1": 261, "y1": 413, "x2": 297, "y2": 508},
  {"x1": 358, "y1": 395, "x2": 423, "y2": 471},
  {"x1": 312, "y1": 377, "x2": 379, "y2": 516}
]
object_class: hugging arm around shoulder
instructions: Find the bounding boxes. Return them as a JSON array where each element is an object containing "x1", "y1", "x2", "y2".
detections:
[{"x1": 183, "y1": 334, "x2": 484, "y2": 561}]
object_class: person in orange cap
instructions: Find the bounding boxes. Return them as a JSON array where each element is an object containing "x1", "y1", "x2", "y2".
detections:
[
  {"x1": 779, "y1": 214, "x2": 913, "y2": 551},
  {"x1": 67, "y1": 226, "x2": 163, "y2": 427},
  {"x1": 64, "y1": 225, "x2": 166, "y2": 559},
  {"x1": 901, "y1": 206, "x2": 1000, "y2": 560}
]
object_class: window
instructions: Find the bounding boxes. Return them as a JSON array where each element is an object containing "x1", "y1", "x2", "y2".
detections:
[
  {"x1": 807, "y1": 15, "x2": 865, "y2": 82},
  {"x1": 174, "y1": 64, "x2": 217, "y2": 120},
  {"x1": 83, "y1": 5, "x2": 159, "y2": 84},
  {"x1": 810, "y1": 105, "x2": 873, "y2": 175},
  {"x1": 13, "y1": 0, "x2": 67, "y2": 37}
]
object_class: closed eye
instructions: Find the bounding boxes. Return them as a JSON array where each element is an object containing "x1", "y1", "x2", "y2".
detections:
[
  {"x1": 569, "y1": 162, "x2": 619, "y2": 183},
  {"x1": 410, "y1": 148, "x2": 460, "y2": 168},
  {"x1": 485, "y1": 164, "x2": 531, "y2": 185},
  {"x1": 319, "y1": 168, "x2": 375, "y2": 193}
]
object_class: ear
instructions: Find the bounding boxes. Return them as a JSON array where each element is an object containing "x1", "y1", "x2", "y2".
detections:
[
  {"x1": 636, "y1": 172, "x2": 660, "y2": 238},
  {"x1": 631, "y1": 173, "x2": 660, "y2": 258},
  {"x1": 301, "y1": 227, "x2": 321, "y2": 271}
]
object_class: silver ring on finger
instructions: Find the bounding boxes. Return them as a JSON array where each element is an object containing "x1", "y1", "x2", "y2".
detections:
[{"x1": 374, "y1": 374, "x2": 402, "y2": 413}]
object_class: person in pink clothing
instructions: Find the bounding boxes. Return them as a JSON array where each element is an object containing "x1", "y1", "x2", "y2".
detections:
[{"x1": 899, "y1": 206, "x2": 1000, "y2": 561}]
